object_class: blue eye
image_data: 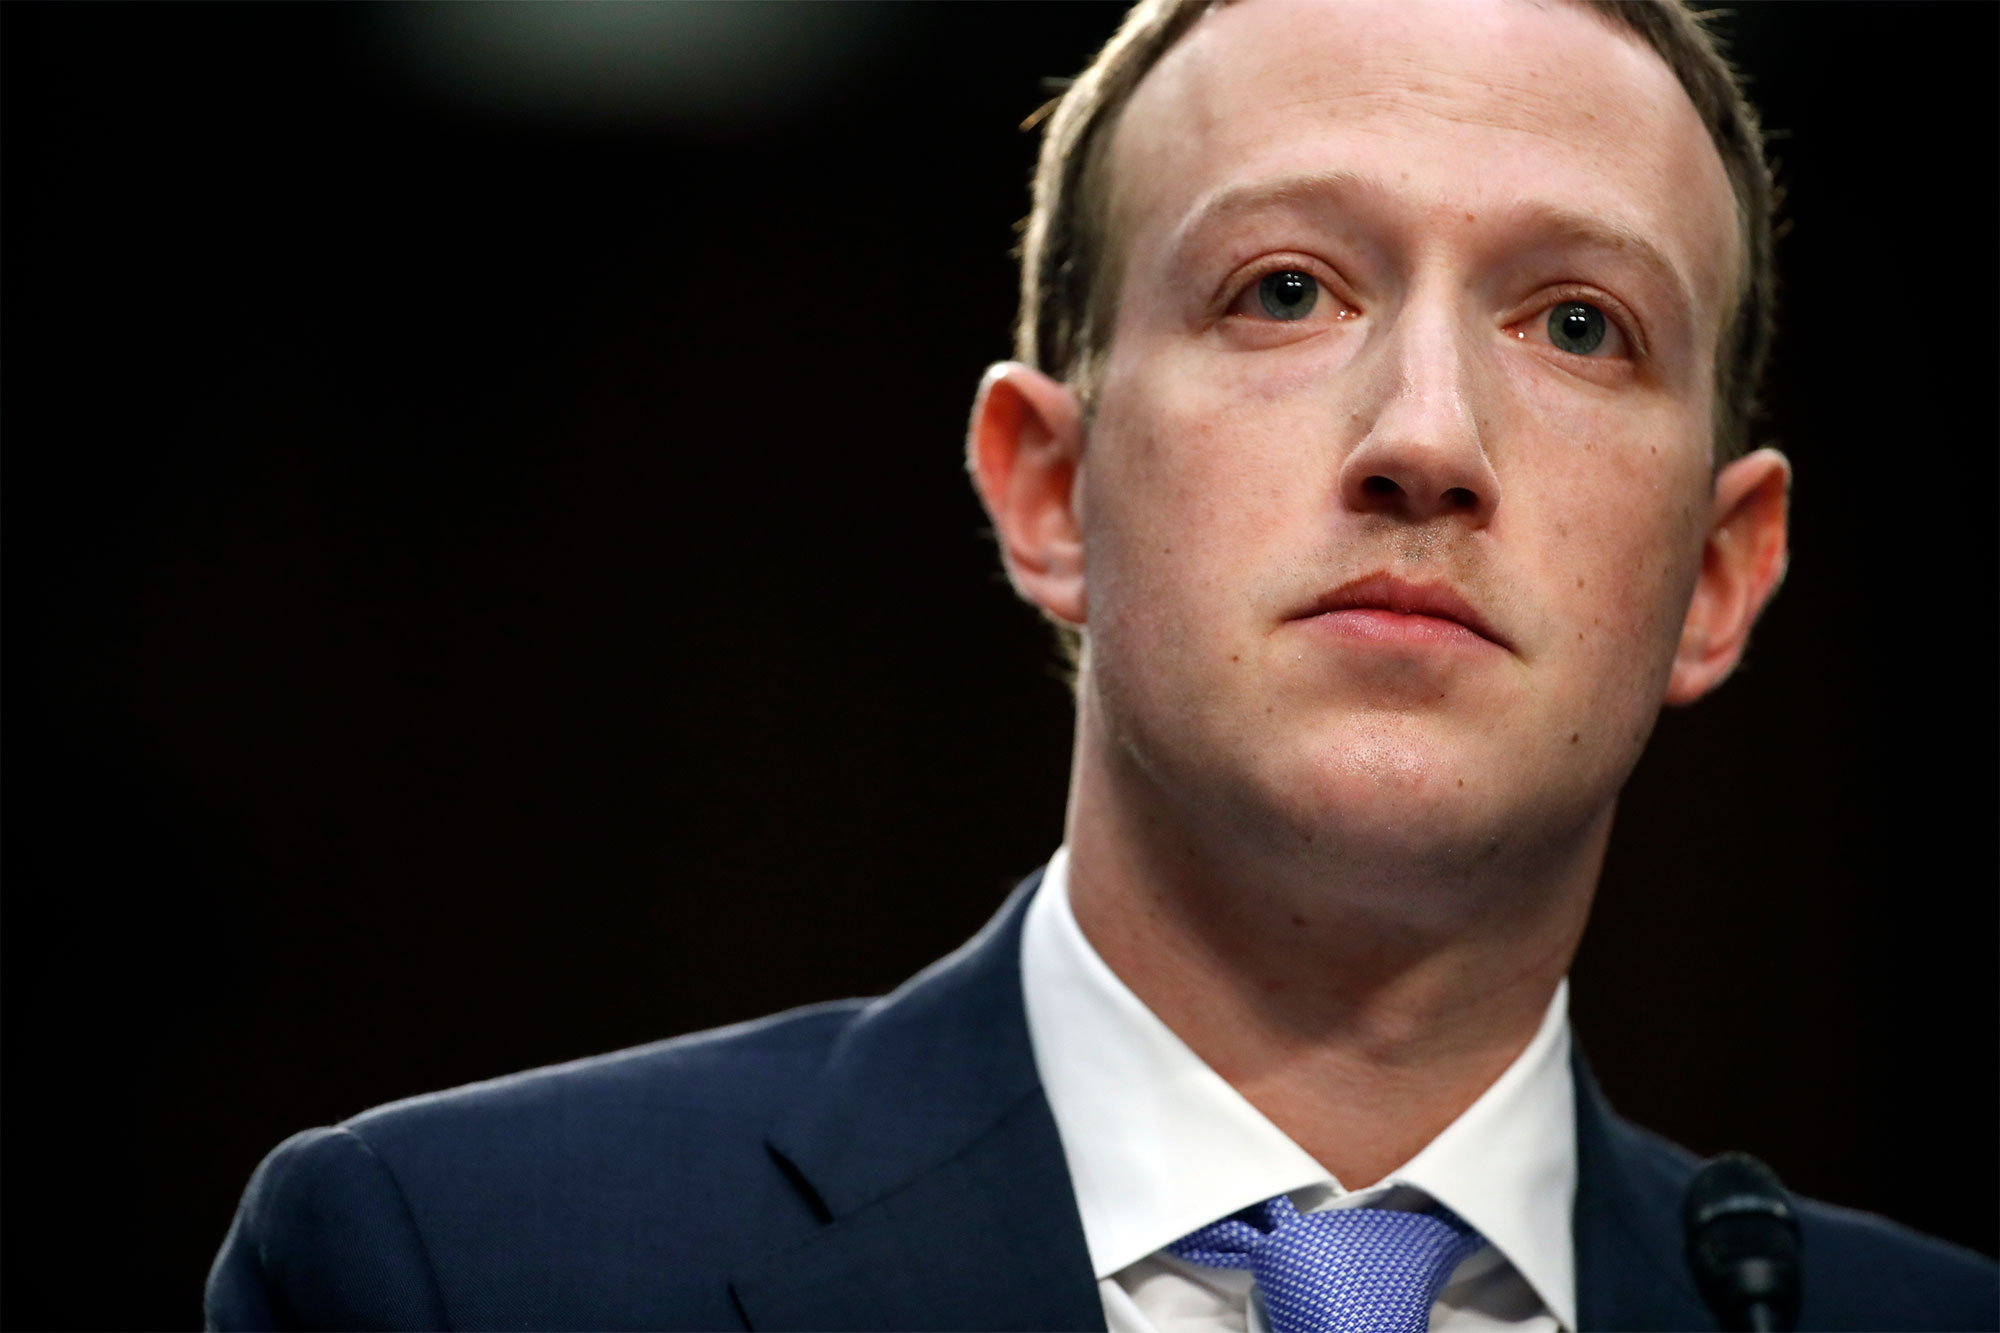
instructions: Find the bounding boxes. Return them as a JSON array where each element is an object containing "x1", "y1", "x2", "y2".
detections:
[
  {"x1": 1258, "y1": 270, "x2": 1319, "y2": 321},
  {"x1": 1547, "y1": 301, "x2": 1607, "y2": 355}
]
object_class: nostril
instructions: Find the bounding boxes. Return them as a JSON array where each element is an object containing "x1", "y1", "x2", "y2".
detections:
[
  {"x1": 1362, "y1": 475, "x2": 1401, "y2": 497},
  {"x1": 1443, "y1": 486, "x2": 1477, "y2": 510}
]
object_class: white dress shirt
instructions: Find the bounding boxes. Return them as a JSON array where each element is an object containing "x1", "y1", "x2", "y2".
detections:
[{"x1": 1020, "y1": 847, "x2": 1578, "y2": 1333}]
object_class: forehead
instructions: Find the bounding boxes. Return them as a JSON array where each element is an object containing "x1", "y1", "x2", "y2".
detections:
[{"x1": 1103, "y1": 0, "x2": 1740, "y2": 324}]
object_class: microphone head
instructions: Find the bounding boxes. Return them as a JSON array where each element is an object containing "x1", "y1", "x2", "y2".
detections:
[{"x1": 1683, "y1": 1153, "x2": 1802, "y2": 1332}]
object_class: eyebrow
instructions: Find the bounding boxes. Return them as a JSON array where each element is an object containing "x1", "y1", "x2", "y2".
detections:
[
  {"x1": 1167, "y1": 169, "x2": 1705, "y2": 323},
  {"x1": 1165, "y1": 170, "x2": 1393, "y2": 269}
]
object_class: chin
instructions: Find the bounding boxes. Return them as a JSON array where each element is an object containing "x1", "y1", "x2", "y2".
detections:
[{"x1": 1235, "y1": 727, "x2": 1561, "y2": 874}]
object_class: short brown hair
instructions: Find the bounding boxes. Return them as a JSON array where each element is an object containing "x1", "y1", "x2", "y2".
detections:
[{"x1": 1015, "y1": 0, "x2": 1777, "y2": 463}]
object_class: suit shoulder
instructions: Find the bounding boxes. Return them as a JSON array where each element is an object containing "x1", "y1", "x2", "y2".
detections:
[
  {"x1": 345, "y1": 997, "x2": 864, "y2": 1149},
  {"x1": 213, "y1": 1001, "x2": 870, "y2": 1329},
  {"x1": 207, "y1": 1125, "x2": 450, "y2": 1329},
  {"x1": 1792, "y1": 1195, "x2": 1998, "y2": 1331}
]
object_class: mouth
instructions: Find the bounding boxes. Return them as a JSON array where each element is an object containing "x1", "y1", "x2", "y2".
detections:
[{"x1": 1288, "y1": 573, "x2": 1511, "y2": 653}]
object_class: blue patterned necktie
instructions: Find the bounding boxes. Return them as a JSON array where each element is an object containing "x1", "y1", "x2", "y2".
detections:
[{"x1": 1166, "y1": 1194, "x2": 1486, "y2": 1333}]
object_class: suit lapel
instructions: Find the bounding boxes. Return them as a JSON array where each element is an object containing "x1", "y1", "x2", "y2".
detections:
[
  {"x1": 731, "y1": 871, "x2": 1104, "y2": 1331},
  {"x1": 1571, "y1": 1050, "x2": 1717, "y2": 1331}
]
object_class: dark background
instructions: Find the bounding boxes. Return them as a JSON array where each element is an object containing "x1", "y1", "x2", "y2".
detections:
[{"x1": 5, "y1": 3, "x2": 1994, "y2": 1327}]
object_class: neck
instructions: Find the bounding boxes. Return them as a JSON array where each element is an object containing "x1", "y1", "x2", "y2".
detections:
[{"x1": 1061, "y1": 697, "x2": 1606, "y2": 1190}]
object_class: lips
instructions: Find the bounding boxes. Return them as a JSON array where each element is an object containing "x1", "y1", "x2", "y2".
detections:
[{"x1": 1289, "y1": 573, "x2": 1510, "y2": 651}]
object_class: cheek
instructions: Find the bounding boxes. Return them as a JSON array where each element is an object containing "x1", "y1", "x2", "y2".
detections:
[
  {"x1": 1078, "y1": 360, "x2": 1328, "y2": 722},
  {"x1": 1606, "y1": 436, "x2": 1711, "y2": 636},
  {"x1": 1089, "y1": 358, "x2": 1327, "y2": 592},
  {"x1": 1506, "y1": 398, "x2": 1712, "y2": 707}
]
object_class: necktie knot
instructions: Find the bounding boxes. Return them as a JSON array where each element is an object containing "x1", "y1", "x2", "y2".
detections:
[{"x1": 1167, "y1": 1195, "x2": 1486, "y2": 1333}]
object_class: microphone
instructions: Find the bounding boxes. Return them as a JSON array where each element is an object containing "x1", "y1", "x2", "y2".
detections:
[{"x1": 1682, "y1": 1152, "x2": 1802, "y2": 1332}]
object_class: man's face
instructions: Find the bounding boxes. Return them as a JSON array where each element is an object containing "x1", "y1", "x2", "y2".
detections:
[{"x1": 1074, "y1": 0, "x2": 1743, "y2": 868}]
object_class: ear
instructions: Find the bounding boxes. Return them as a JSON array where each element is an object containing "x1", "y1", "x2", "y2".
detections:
[
  {"x1": 1664, "y1": 447, "x2": 1791, "y2": 705},
  {"x1": 965, "y1": 361, "x2": 1088, "y2": 625}
]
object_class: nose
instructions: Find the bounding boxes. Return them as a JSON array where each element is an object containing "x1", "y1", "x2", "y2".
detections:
[{"x1": 1337, "y1": 299, "x2": 1499, "y2": 526}]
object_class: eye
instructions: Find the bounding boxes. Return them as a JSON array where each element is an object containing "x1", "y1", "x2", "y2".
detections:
[
  {"x1": 1547, "y1": 301, "x2": 1607, "y2": 355},
  {"x1": 1509, "y1": 294, "x2": 1634, "y2": 364},
  {"x1": 1256, "y1": 270, "x2": 1319, "y2": 321},
  {"x1": 1218, "y1": 262, "x2": 1356, "y2": 337}
]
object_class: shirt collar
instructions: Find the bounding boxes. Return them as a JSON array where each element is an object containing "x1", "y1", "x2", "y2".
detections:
[{"x1": 1020, "y1": 847, "x2": 1578, "y2": 1330}]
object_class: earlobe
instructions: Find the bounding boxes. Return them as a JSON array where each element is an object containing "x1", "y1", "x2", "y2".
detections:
[
  {"x1": 966, "y1": 361, "x2": 1089, "y2": 625},
  {"x1": 1665, "y1": 448, "x2": 1792, "y2": 705}
]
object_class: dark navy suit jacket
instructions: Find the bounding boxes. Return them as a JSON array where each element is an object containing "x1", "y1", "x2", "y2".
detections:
[{"x1": 208, "y1": 873, "x2": 1997, "y2": 1331}]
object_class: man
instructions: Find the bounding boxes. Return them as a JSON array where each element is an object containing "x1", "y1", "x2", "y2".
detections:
[{"x1": 207, "y1": 1, "x2": 1998, "y2": 1329}]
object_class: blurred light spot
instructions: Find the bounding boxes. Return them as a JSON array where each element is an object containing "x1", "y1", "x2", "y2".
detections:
[{"x1": 387, "y1": 2, "x2": 893, "y2": 128}]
